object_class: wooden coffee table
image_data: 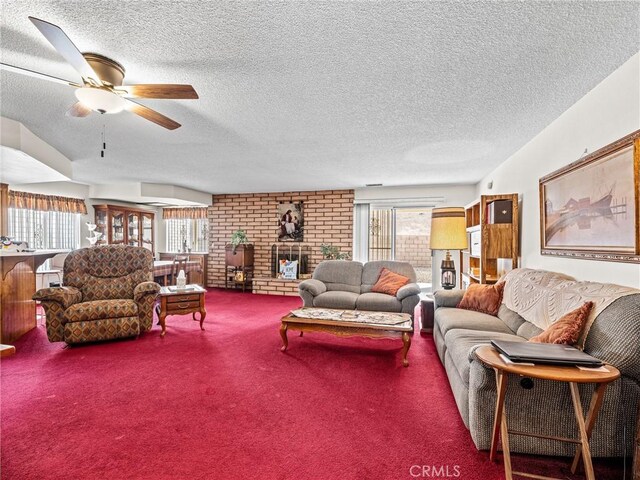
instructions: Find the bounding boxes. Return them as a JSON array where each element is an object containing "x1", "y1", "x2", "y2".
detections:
[
  {"x1": 280, "y1": 308, "x2": 413, "y2": 366},
  {"x1": 475, "y1": 345, "x2": 620, "y2": 480},
  {"x1": 155, "y1": 285, "x2": 207, "y2": 337}
]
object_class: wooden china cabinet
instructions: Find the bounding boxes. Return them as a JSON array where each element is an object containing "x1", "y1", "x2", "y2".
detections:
[{"x1": 94, "y1": 204, "x2": 155, "y2": 254}]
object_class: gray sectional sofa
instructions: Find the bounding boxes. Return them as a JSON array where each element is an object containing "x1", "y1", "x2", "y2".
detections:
[
  {"x1": 433, "y1": 268, "x2": 640, "y2": 457},
  {"x1": 298, "y1": 260, "x2": 421, "y2": 317}
]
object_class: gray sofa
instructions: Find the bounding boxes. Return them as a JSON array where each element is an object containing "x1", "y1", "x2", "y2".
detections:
[
  {"x1": 298, "y1": 260, "x2": 421, "y2": 317},
  {"x1": 434, "y1": 268, "x2": 640, "y2": 458}
]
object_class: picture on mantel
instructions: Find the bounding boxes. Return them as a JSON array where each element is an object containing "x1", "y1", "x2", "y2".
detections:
[{"x1": 277, "y1": 202, "x2": 304, "y2": 242}]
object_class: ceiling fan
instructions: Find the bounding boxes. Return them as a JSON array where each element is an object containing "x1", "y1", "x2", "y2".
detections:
[{"x1": 0, "y1": 17, "x2": 198, "y2": 130}]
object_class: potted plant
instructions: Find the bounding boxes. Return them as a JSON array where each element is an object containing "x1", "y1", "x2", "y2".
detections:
[
  {"x1": 225, "y1": 230, "x2": 254, "y2": 268},
  {"x1": 230, "y1": 229, "x2": 249, "y2": 254},
  {"x1": 320, "y1": 243, "x2": 351, "y2": 260}
]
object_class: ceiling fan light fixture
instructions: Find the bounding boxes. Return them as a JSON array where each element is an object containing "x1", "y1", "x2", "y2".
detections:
[{"x1": 75, "y1": 87, "x2": 126, "y2": 114}]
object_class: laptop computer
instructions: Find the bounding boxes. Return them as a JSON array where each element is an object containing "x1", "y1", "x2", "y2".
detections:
[{"x1": 491, "y1": 340, "x2": 603, "y2": 367}]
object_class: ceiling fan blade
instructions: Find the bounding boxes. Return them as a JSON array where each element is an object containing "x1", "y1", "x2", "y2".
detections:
[
  {"x1": 115, "y1": 84, "x2": 199, "y2": 99},
  {"x1": 0, "y1": 62, "x2": 80, "y2": 87},
  {"x1": 28, "y1": 16, "x2": 102, "y2": 85},
  {"x1": 66, "y1": 102, "x2": 92, "y2": 117},
  {"x1": 125, "y1": 99, "x2": 181, "y2": 130}
]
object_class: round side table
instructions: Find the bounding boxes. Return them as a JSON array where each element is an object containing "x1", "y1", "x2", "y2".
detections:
[{"x1": 474, "y1": 345, "x2": 620, "y2": 480}]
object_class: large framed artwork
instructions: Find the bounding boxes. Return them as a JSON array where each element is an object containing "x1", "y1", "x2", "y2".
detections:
[
  {"x1": 277, "y1": 202, "x2": 304, "y2": 242},
  {"x1": 539, "y1": 130, "x2": 640, "y2": 263}
]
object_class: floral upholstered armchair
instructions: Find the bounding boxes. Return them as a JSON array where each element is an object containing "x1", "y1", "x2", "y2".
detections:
[{"x1": 33, "y1": 245, "x2": 161, "y2": 344}]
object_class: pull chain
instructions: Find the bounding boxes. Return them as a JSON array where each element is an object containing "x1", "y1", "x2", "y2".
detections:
[{"x1": 100, "y1": 123, "x2": 106, "y2": 158}]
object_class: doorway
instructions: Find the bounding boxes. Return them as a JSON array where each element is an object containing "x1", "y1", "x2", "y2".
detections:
[{"x1": 368, "y1": 207, "x2": 432, "y2": 287}]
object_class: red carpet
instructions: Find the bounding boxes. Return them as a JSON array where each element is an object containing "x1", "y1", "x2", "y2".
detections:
[{"x1": 1, "y1": 289, "x2": 628, "y2": 479}]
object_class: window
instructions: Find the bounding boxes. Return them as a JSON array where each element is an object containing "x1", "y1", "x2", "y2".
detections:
[
  {"x1": 166, "y1": 218, "x2": 208, "y2": 252},
  {"x1": 8, "y1": 208, "x2": 81, "y2": 249}
]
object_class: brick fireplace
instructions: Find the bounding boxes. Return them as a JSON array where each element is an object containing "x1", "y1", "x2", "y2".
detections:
[{"x1": 207, "y1": 190, "x2": 354, "y2": 295}]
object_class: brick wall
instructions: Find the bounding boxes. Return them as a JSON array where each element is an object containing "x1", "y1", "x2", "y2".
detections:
[
  {"x1": 395, "y1": 234, "x2": 432, "y2": 283},
  {"x1": 395, "y1": 234, "x2": 431, "y2": 267},
  {"x1": 207, "y1": 190, "x2": 354, "y2": 293}
]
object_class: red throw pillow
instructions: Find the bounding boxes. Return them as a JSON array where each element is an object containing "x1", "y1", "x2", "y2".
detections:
[
  {"x1": 529, "y1": 302, "x2": 594, "y2": 345},
  {"x1": 371, "y1": 268, "x2": 410, "y2": 296},
  {"x1": 457, "y1": 282, "x2": 505, "y2": 316}
]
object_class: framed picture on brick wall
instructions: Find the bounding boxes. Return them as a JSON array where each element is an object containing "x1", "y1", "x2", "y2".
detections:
[{"x1": 278, "y1": 202, "x2": 304, "y2": 242}]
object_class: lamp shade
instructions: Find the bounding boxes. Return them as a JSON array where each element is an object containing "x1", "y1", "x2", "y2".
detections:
[{"x1": 430, "y1": 207, "x2": 468, "y2": 250}]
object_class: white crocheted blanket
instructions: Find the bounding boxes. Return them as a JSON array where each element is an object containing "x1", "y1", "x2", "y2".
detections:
[{"x1": 502, "y1": 269, "x2": 638, "y2": 342}]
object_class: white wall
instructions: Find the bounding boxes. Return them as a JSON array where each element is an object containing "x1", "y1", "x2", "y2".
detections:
[{"x1": 477, "y1": 53, "x2": 640, "y2": 288}]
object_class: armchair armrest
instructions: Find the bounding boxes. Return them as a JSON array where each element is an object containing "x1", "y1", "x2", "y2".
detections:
[
  {"x1": 32, "y1": 286, "x2": 82, "y2": 309},
  {"x1": 396, "y1": 283, "x2": 420, "y2": 300},
  {"x1": 134, "y1": 281, "x2": 161, "y2": 301},
  {"x1": 433, "y1": 289, "x2": 465, "y2": 308},
  {"x1": 298, "y1": 279, "x2": 327, "y2": 297}
]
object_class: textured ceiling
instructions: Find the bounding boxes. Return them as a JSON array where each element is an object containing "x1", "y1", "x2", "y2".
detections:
[{"x1": 1, "y1": 1, "x2": 638, "y2": 194}]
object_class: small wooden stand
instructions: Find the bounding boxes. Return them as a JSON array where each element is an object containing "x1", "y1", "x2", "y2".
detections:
[
  {"x1": 224, "y1": 244, "x2": 254, "y2": 292},
  {"x1": 155, "y1": 285, "x2": 207, "y2": 337},
  {"x1": 475, "y1": 346, "x2": 620, "y2": 480}
]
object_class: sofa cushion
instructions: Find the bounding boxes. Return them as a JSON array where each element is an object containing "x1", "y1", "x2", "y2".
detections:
[
  {"x1": 356, "y1": 292, "x2": 402, "y2": 312},
  {"x1": 530, "y1": 301, "x2": 593, "y2": 345},
  {"x1": 435, "y1": 307, "x2": 513, "y2": 338},
  {"x1": 585, "y1": 294, "x2": 640, "y2": 381},
  {"x1": 312, "y1": 261, "x2": 363, "y2": 294},
  {"x1": 516, "y1": 322, "x2": 544, "y2": 340},
  {"x1": 77, "y1": 274, "x2": 137, "y2": 302},
  {"x1": 371, "y1": 268, "x2": 409, "y2": 296},
  {"x1": 361, "y1": 261, "x2": 416, "y2": 293},
  {"x1": 313, "y1": 291, "x2": 359, "y2": 310},
  {"x1": 444, "y1": 328, "x2": 525, "y2": 385},
  {"x1": 64, "y1": 299, "x2": 138, "y2": 323},
  {"x1": 457, "y1": 282, "x2": 504, "y2": 316},
  {"x1": 63, "y1": 245, "x2": 153, "y2": 301},
  {"x1": 497, "y1": 304, "x2": 527, "y2": 333}
]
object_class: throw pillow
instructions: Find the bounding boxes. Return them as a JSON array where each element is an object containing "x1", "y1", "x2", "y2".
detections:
[
  {"x1": 529, "y1": 302, "x2": 594, "y2": 345},
  {"x1": 371, "y1": 268, "x2": 410, "y2": 296},
  {"x1": 457, "y1": 282, "x2": 505, "y2": 316}
]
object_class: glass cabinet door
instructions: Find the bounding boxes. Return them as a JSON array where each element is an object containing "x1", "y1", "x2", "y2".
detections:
[
  {"x1": 95, "y1": 209, "x2": 108, "y2": 245},
  {"x1": 142, "y1": 213, "x2": 154, "y2": 252},
  {"x1": 111, "y1": 211, "x2": 125, "y2": 243},
  {"x1": 128, "y1": 213, "x2": 140, "y2": 247}
]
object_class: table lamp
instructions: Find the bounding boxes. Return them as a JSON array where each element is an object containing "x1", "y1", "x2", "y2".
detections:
[{"x1": 430, "y1": 207, "x2": 468, "y2": 289}]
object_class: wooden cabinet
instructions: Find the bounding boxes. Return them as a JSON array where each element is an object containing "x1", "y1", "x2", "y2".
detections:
[
  {"x1": 225, "y1": 244, "x2": 254, "y2": 291},
  {"x1": 460, "y1": 194, "x2": 519, "y2": 288},
  {"x1": 1, "y1": 251, "x2": 61, "y2": 344},
  {"x1": 94, "y1": 205, "x2": 155, "y2": 255}
]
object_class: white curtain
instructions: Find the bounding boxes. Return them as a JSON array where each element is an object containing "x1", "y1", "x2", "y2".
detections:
[{"x1": 352, "y1": 203, "x2": 370, "y2": 263}]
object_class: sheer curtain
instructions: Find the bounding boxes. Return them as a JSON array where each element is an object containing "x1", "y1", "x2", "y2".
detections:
[
  {"x1": 352, "y1": 203, "x2": 370, "y2": 263},
  {"x1": 8, "y1": 209, "x2": 81, "y2": 249}
]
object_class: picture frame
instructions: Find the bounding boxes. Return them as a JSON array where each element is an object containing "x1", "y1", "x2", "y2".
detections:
[
  {"x1": 277, "y1": 202, "x2": 304, "y2": 242},
  {"x1": 539, "y1": 130, "x2": 640, "y2": 263}
]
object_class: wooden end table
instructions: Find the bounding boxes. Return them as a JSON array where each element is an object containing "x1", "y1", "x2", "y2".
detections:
[
  {"x1": 155, "y1": 285, "x2": 207, "y2": 337},
  {"x1": 280, "y1": 308, "x2": 413, "y2": 367},
  {"x1": 474, "y1": 345, "x2": 620, "y2": 480}
]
